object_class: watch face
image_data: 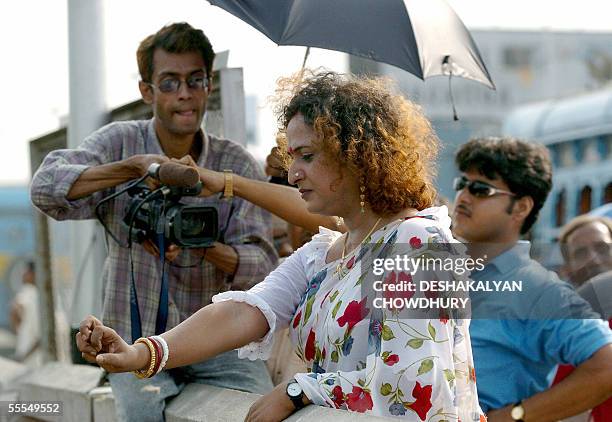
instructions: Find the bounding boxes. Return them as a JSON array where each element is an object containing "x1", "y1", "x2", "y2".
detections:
[
  {"x1": 511, "y1": 405, "x2": 525, "y2": 420},
  {"x1": 287, "y1": 382, "x2": 302, "y2": 397}
]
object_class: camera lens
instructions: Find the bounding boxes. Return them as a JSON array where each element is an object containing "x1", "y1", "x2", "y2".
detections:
[{"x1": 181, "y1": 210, "x2": 207, "y2": 237}]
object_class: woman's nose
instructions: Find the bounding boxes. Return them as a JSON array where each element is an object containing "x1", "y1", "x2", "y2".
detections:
[{"x1": 288, "y1": 164, "x2": 302, "y2": 185}]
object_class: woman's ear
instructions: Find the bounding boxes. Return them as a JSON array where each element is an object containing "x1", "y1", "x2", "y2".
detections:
[{"x1": 139, "y1": 81, "x2": 154, "y2": 105}]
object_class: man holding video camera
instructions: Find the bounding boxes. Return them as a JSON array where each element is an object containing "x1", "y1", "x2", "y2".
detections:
[{"x1": 30, "y1": 22, "x2": 277, "y2": 421}]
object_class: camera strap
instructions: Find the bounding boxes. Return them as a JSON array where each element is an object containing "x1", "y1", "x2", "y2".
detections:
[
  {"x1": 155, "y1": 233, "x2": 170, "y2": 335},
  {"x1": 130, "y1": 276, "x2": 142, "y2": 343}
]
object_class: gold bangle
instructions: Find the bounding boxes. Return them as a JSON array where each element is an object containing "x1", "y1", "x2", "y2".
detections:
[
  {"x1": 132, "y1": 337, "x2": 157, "y2": 379},
  {"x1": 223, "y1": 169, "x2": 233, "y2": 199}
]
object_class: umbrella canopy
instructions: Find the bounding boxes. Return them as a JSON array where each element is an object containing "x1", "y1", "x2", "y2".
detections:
[{"x1": 205, "y1": 0, "x2": 495, "y2": 89}]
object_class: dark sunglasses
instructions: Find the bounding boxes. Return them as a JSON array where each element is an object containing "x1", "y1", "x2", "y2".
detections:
[
  {"x1": 148, "y1": 74, "x2": 209, "y2": 94},
  {"x1": 453, "y1": 176, "x2": 516, "y2": 198}
]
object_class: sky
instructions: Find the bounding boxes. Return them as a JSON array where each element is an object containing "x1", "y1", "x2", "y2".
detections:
[{"x1": 1, "y1": 0, "x2": 611, "y2": 186}]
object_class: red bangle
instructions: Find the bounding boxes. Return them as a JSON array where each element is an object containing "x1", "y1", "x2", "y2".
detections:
[{"x1": 148, "y1": 336, "x2": 162, "y2": 376}]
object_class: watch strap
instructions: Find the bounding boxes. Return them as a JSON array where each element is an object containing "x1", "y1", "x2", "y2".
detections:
[{"x1": 223, "y1": 169, "x2": 233, "y2": 199}]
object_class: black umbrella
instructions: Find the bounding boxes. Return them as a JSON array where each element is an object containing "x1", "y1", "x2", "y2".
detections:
[{"x1": 205, "y1": 0, "x2": 495, "y2": 90}]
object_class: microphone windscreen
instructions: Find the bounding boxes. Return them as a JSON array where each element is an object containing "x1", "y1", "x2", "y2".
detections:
[{"x1": 157, "y1": 162, "x2": 199, "y2": 187}]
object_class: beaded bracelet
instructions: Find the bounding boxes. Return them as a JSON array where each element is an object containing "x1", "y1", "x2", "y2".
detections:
[
  {"x1": 150, "y1": 335, "x2": 169, "y2": 375},
  {"x1": 132, "y1": 337, "x2": 157, "y2": 379}
]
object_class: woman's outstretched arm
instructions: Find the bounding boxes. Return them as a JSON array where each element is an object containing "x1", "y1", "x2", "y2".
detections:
[
  {"x1": 171, "y1": 156, "x2": 343, "y2": 233},
  {"x1": 77, "y1": 301, "x2": 269, "y2": 372}
]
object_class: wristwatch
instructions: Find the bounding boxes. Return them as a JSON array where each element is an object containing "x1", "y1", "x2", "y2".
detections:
[
  {"x1": 286, "y1": 379, "x2": 305, "y2": 410},
  {"x1": 510, "y1": 401, "x2": 525, "y2": 421}
]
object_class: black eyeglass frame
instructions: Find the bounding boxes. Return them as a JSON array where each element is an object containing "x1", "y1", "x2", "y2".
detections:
[
  {"x1": 146, "y1": 74, "x2": 209, "y2": 94},
  {"x1": 453, "y1": 176, "x2": 516, "y2": 198}
]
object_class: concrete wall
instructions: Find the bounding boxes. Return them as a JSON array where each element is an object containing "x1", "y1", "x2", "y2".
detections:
[{"x1": 1, "y1": 361, "x2": 395, "y2": 422}]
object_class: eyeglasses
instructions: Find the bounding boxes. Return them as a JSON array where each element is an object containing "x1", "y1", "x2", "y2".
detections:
[
  {"x1": 147, "y1": 74, "x2": 209, "y2": 94},
  {"x1": 453, "y1": 176, "x2": 516, "y2": 198}
]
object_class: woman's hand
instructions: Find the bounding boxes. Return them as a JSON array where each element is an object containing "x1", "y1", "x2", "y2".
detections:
[
  {"x1": 244, "y1": 382, "x2": 301, "y2": 422},
  {"x1": 171, "y1": 156, "x2": 224, "y2": 197},
  {"x1": 76, "y1": 316, "x2": 149, "y2": 373},
  {"x1": 92, "y1": 325, "x2": 149, "y2": 373}
]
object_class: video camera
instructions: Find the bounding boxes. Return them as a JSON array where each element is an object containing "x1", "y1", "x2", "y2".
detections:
[{"x1": 122, "y1": 162, "x2": 218, "y2": 248}]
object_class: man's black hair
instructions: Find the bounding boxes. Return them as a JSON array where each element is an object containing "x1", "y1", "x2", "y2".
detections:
[{"x1": 455, "y1": 137, "x2": 553, "y2": 234}]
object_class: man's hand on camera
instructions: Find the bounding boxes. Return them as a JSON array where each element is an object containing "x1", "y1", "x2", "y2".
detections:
[
  {"x1": 171, "y1": 156, "x2": 224, "y2": 197},
  {"x1": 126, "y1": 154, "x2": 169, "y2": 189},
  {"x1": 127, "y1": 154, "x2": 169, "y2": 175},
  {"x1": 141, "y1": 239, "x2": 181, "y2": 262}
]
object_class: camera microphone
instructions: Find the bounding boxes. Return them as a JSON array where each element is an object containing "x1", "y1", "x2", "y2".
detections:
[{"x1": 148, "y1": 162, "x2": 200, "y2": 187}]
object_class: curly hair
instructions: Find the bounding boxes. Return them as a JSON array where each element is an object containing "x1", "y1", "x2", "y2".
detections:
[
  {"x1": 455, "y1": 137, "x2": 553, "y2": 234},
  {"x1": 273, "y1": 70, "x2": 439, "y2": 216},
  {"x1": 137, "y1": 22, "x2": 215, "y2": 83}
]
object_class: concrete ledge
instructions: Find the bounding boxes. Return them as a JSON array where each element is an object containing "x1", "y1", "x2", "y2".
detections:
[
  {"x1": 0, "y1": 357, "x2": 29, "y2": 393},
  {"x1": 165, "y1": 384, "x2": 396, "y2": 422},
  {"x1": 17, "y1": 363, "x2": 104, "y2": 422},
  {"x1": 12, "y1": 363, "x2": 395, "y2": 421}
]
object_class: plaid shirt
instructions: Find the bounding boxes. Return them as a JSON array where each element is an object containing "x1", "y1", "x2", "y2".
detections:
[{"x1": 31, "y1": 119, "x2": 278, "y2": 340}]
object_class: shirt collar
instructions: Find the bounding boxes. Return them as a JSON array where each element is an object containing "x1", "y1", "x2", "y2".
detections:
[{"x1": 486, "y1": 241, "x2": 531, "y2": 275}]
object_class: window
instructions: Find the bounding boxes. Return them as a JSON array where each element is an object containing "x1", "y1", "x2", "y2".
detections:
[
  {"x1": 579, "y1": 185, "x2": 592, "y2": 214},
  {"x1": 604, "y1": 182, "x2": 612, "y2": 204},
  {"x1": 555, "y1": 189, "x2": 566, "y2": 227}
]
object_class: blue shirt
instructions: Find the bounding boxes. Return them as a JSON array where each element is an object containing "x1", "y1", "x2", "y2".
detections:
[{"x1": 469, "y1": 242, "x2": 612, "y2": 412}]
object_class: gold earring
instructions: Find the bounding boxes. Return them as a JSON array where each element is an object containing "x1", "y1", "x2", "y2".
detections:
[{"x1": 360, "y1": 182, "x2": 366, "y2": 214}]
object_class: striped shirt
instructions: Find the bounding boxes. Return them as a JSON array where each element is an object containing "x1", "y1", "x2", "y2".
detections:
[{"x1": 31, "y1": 119, "x2": 278, "y2": 340}]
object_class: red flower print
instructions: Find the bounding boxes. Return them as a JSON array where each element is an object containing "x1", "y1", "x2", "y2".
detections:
[
  {"x1": 383, "y1": 272, "x2": 415, "y2": 309},
  {"x1": 346, "y1": 386, "x2": 373, "y2": 413},
  {"x1": 304, "y1": 329, "x2": 316, "y2": 361},
  {"x1": 331, "y1": 385, "x2": 345, "y2": 408},
  {"x1": 292, "y1": 310, "x2": 302, "y2": 329},
  {"x1": 409, "y1": 236, "x2": 422, "y2": 249},
  {"x1": 383, "y1": 354, "x2": 400, "y2": 366},
  {"x1": 337, "y1": 298, "x2": 370, "y2": 331},
  {"x1": 424, "y1": 288, "x2": 438, "y2": 299},
  {"x1": 407, "y1": 382, "x2": 432, "y2": 421},
  {"x1": 346, "y1": 255, "x2": 356, "y2": 269}
]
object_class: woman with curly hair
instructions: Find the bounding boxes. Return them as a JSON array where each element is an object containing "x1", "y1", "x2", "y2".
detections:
[{"x1": 76, "y1": 71, "x2": 484, "y2": 421}]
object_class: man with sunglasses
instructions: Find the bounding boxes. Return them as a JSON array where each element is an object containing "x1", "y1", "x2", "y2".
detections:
[
  {"x1": 451, "y1": 137, "x2": 612, "y2": 422},
  {"x1": 31, "y1": 23, "x2": 276, "y2": 421}
]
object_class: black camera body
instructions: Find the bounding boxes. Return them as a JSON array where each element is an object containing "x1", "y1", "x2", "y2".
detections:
[{"x1": 123, "y1": 182, "x2": 218, "y2": 248}]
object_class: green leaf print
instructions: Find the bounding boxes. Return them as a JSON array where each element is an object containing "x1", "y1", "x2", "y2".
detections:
[
  {"x1": 381, "y1": 325, "x2": 395, "y2": 341},
  {"x1": 331, "y1": 300, "x2": 343, "y2": 319},
  {"x1": 406, "y1": 339, "x2": 424, "y2": 349},
  {"x1": 428, "y1": 322, "x2": 436, "y2": 340},
  {"x1": 443, "y1": 369, "x2": 456, "y2": 385},
  {"x1": 331, "y1": 350, "x2": 339, "y2": 363},
  {"x1": 329, "y1": 291, "x2": 339, "y2": 302},
  {"x1": 417, "y1": 359, "x2": 434, "y2": 376},
  {"x1": 304, "y1": 295, "x2": 315, "y2": 322},
  {"x1": 380, "y1": 383, "x2": 393, "y2": 396}
]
